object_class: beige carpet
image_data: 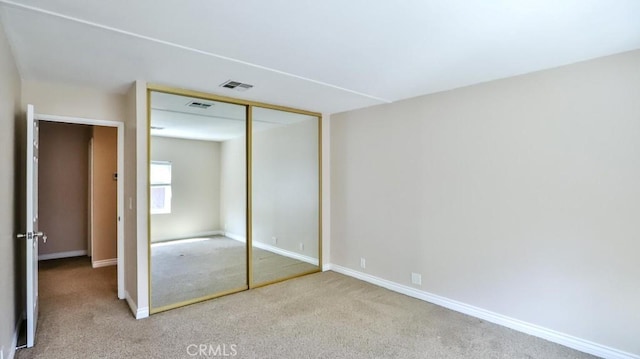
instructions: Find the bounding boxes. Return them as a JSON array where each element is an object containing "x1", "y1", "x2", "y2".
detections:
[
  {"x1": 151, "y1": 236, "x2": 318, "y2": 308},
  {"x1": 16, "y1": 257, "x2": 597, "y2": 359}
]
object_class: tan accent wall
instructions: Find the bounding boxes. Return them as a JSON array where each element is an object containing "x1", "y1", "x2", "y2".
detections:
[
  {"x1": 38, "y1": 122, "x2": 92, "y2": 256},
  {"x1": 0, "y1": 21, "x2": 22, "y2": 359},
  {"x1": 91, "y1": 126, "x2": 118, "y2": 262},
  {"x1": 330, "y1": 49, "x2": 640, "y2": 355}
]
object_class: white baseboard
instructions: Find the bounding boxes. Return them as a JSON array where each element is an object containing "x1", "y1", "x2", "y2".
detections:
[
  {"x1": 6, "y1": 318, "x2": 20, "y2": 359},
  {"x1": 125, "y1": 290, "x2": 149, "y2": 320},
  {"x1": 151, "y1": 230, "x2": 223, "y2": 243},
  {"x1": 92, "y1": 258, "x2": 117, "y2": 268},
  {"x1": 38, "y1": 250, "x2": 87, "y2": 261},
  {"x1": 137, "y1": 306, "x2": 149, "y2": 319},
  {"x1": 329, "y1": 264, "x2": 639, "y2": 359}
]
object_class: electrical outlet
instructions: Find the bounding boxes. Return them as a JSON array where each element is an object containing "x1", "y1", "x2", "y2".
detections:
[
  {"x1": 272, "y1": 236, "x2": 277, "y2": 244},
  {"x1": 299, "y1": 243, "x2": 304, "y2": 251},
  {"x1": 360, "y1": 257, "x2": 366, "y2": 269},
  {"x1": 411, "y1": 272, "x2": 422, "y2": 286}
]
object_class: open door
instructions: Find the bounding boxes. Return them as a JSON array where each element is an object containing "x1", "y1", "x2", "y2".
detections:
[{"x1": 18, "y1": 104, "x2": 46, "y2": 348}]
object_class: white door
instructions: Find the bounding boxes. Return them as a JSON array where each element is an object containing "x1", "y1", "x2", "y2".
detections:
[{"x1": 19, "y1": 104, "x2": 46, "y2": 348}]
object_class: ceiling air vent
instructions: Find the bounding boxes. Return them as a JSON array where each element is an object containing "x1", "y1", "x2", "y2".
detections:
[
  {"x1": 186, "y1": 101, "x2": 213, "y2": 109},
  {"x1": 220, "y1": 80, "x2": 254, "y2": 92}
]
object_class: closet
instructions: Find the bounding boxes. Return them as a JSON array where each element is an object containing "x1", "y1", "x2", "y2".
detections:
[{"x1": 148, "y1": 88, "x2": 320, "y2": 313}]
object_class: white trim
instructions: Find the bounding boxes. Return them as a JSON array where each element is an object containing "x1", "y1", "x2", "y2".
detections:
[
  {"x1": 137, "y1": 306, "x2": 150, "y2": 320},
  {"x1": 151, "y1": 230, "x2": 223, "y2": 243},
  {"x1": 88, "y1": 137, "x2": 93, "y2": 259},
  {"x1": 116, "y1": 119, "x2": 124, "y2": 299},
  {"x1": 6, "y1": 318, "x2": 20, "y2": 359},
  {"x1": 35, "y1": 113, "x2": 122, "y2": 128},
  {"x1": 92, "y1": 258, "x2": 117, "y2": 268},
  {"x1": 125, "y1": 291, "x2": 149, "y2": 320},
  {"x1": 321, "y1": 114, "x2": 331, "y2": 269},
  {"x1": 329, "y1": 264, "x2": 639, "y2": 359},
  {"x1": 35, "y1": 113, "x2": 125, "y2": 299},
  {"x1": 38, "y1": 250, "x2": 87, "y2": 261}
]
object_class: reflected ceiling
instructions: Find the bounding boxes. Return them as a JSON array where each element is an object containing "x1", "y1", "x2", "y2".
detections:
[{"x1": 150, "y1": 92, "x2": 315, "y2": 141}]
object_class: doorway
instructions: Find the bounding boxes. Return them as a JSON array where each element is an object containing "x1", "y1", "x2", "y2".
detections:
[
  {"x1": 35, "y1": 113, "x2": 125, "y2": 299},
  {"x1": 38, "y1": 122, "x2": 118, "y2": 268}
]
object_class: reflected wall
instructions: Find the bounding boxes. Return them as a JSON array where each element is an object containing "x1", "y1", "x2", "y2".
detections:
[
  {"x1": 251, "y1": 107, "x2": 320, "y2": 285},
  {"x1": 149, "y1": 91, "x2": 247, "y2": 311}
]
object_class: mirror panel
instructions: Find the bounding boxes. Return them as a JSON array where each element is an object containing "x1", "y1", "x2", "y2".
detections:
[
  {"x1": 149, "y1": 91, "x2": 247, "y2": 310},
  {"x1": 251, "y1": 106, "x2": 320, "y2": 286}
]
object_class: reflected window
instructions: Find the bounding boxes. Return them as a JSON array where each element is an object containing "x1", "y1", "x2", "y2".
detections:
[{"x1": 150, "y1": 161, "x2": 172, "y2": 214}]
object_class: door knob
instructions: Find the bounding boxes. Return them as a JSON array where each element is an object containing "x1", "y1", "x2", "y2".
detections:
[
  {"x1": 34, "y1": 232, "x2": 47, "y2": 243},
  {"x1": 16, "y1": 232, "x2": 47, "y2": 242}
]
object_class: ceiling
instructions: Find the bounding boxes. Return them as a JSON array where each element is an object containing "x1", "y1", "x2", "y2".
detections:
[{"x1": 1, "y1": 0, "x2": 639, "y2": 114}]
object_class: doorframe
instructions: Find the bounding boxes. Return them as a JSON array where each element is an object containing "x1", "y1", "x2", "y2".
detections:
[
  {"x1": 88, "y1": 138, "x2": 93, "y2": 258},
  {"x1": 35, "y1": 113, "x2": 125, "y2": 300}
]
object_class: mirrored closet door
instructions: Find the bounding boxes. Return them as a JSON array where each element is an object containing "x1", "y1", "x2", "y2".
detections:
[
  {"x1": 149, "y1": 91, "x2": 247, "y2": 311},
  {"x1": 251, "y1": 107, "x2": 320, "y2": 286},
  {"x1": 148, "y1": 87, "x2": 321, "y2": 313}
]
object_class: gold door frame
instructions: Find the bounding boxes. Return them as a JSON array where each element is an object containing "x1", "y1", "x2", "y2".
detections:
[{"x1": 147, "y1": 84, "x2": 323, "y2": 314}]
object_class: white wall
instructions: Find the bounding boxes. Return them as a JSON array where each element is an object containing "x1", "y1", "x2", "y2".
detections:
[
  {"x1": 330, "y1": 49, "x2": 640, "y2": 356},
  {"x1": 134, "y1": 80, "x2": 149, "y2": 318},
  {"x1": 150, "y1": 136, "x2": 222, "y2": 242},
  {"x1": 21, "y1": 80, "x2": 126, "y2": 122},
  {"x1": 0, "y1": 21, "x2": 21, "y2": 359},
  {"x1": 122, "y1": 80, "x2": 150, "y2": 318}
]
